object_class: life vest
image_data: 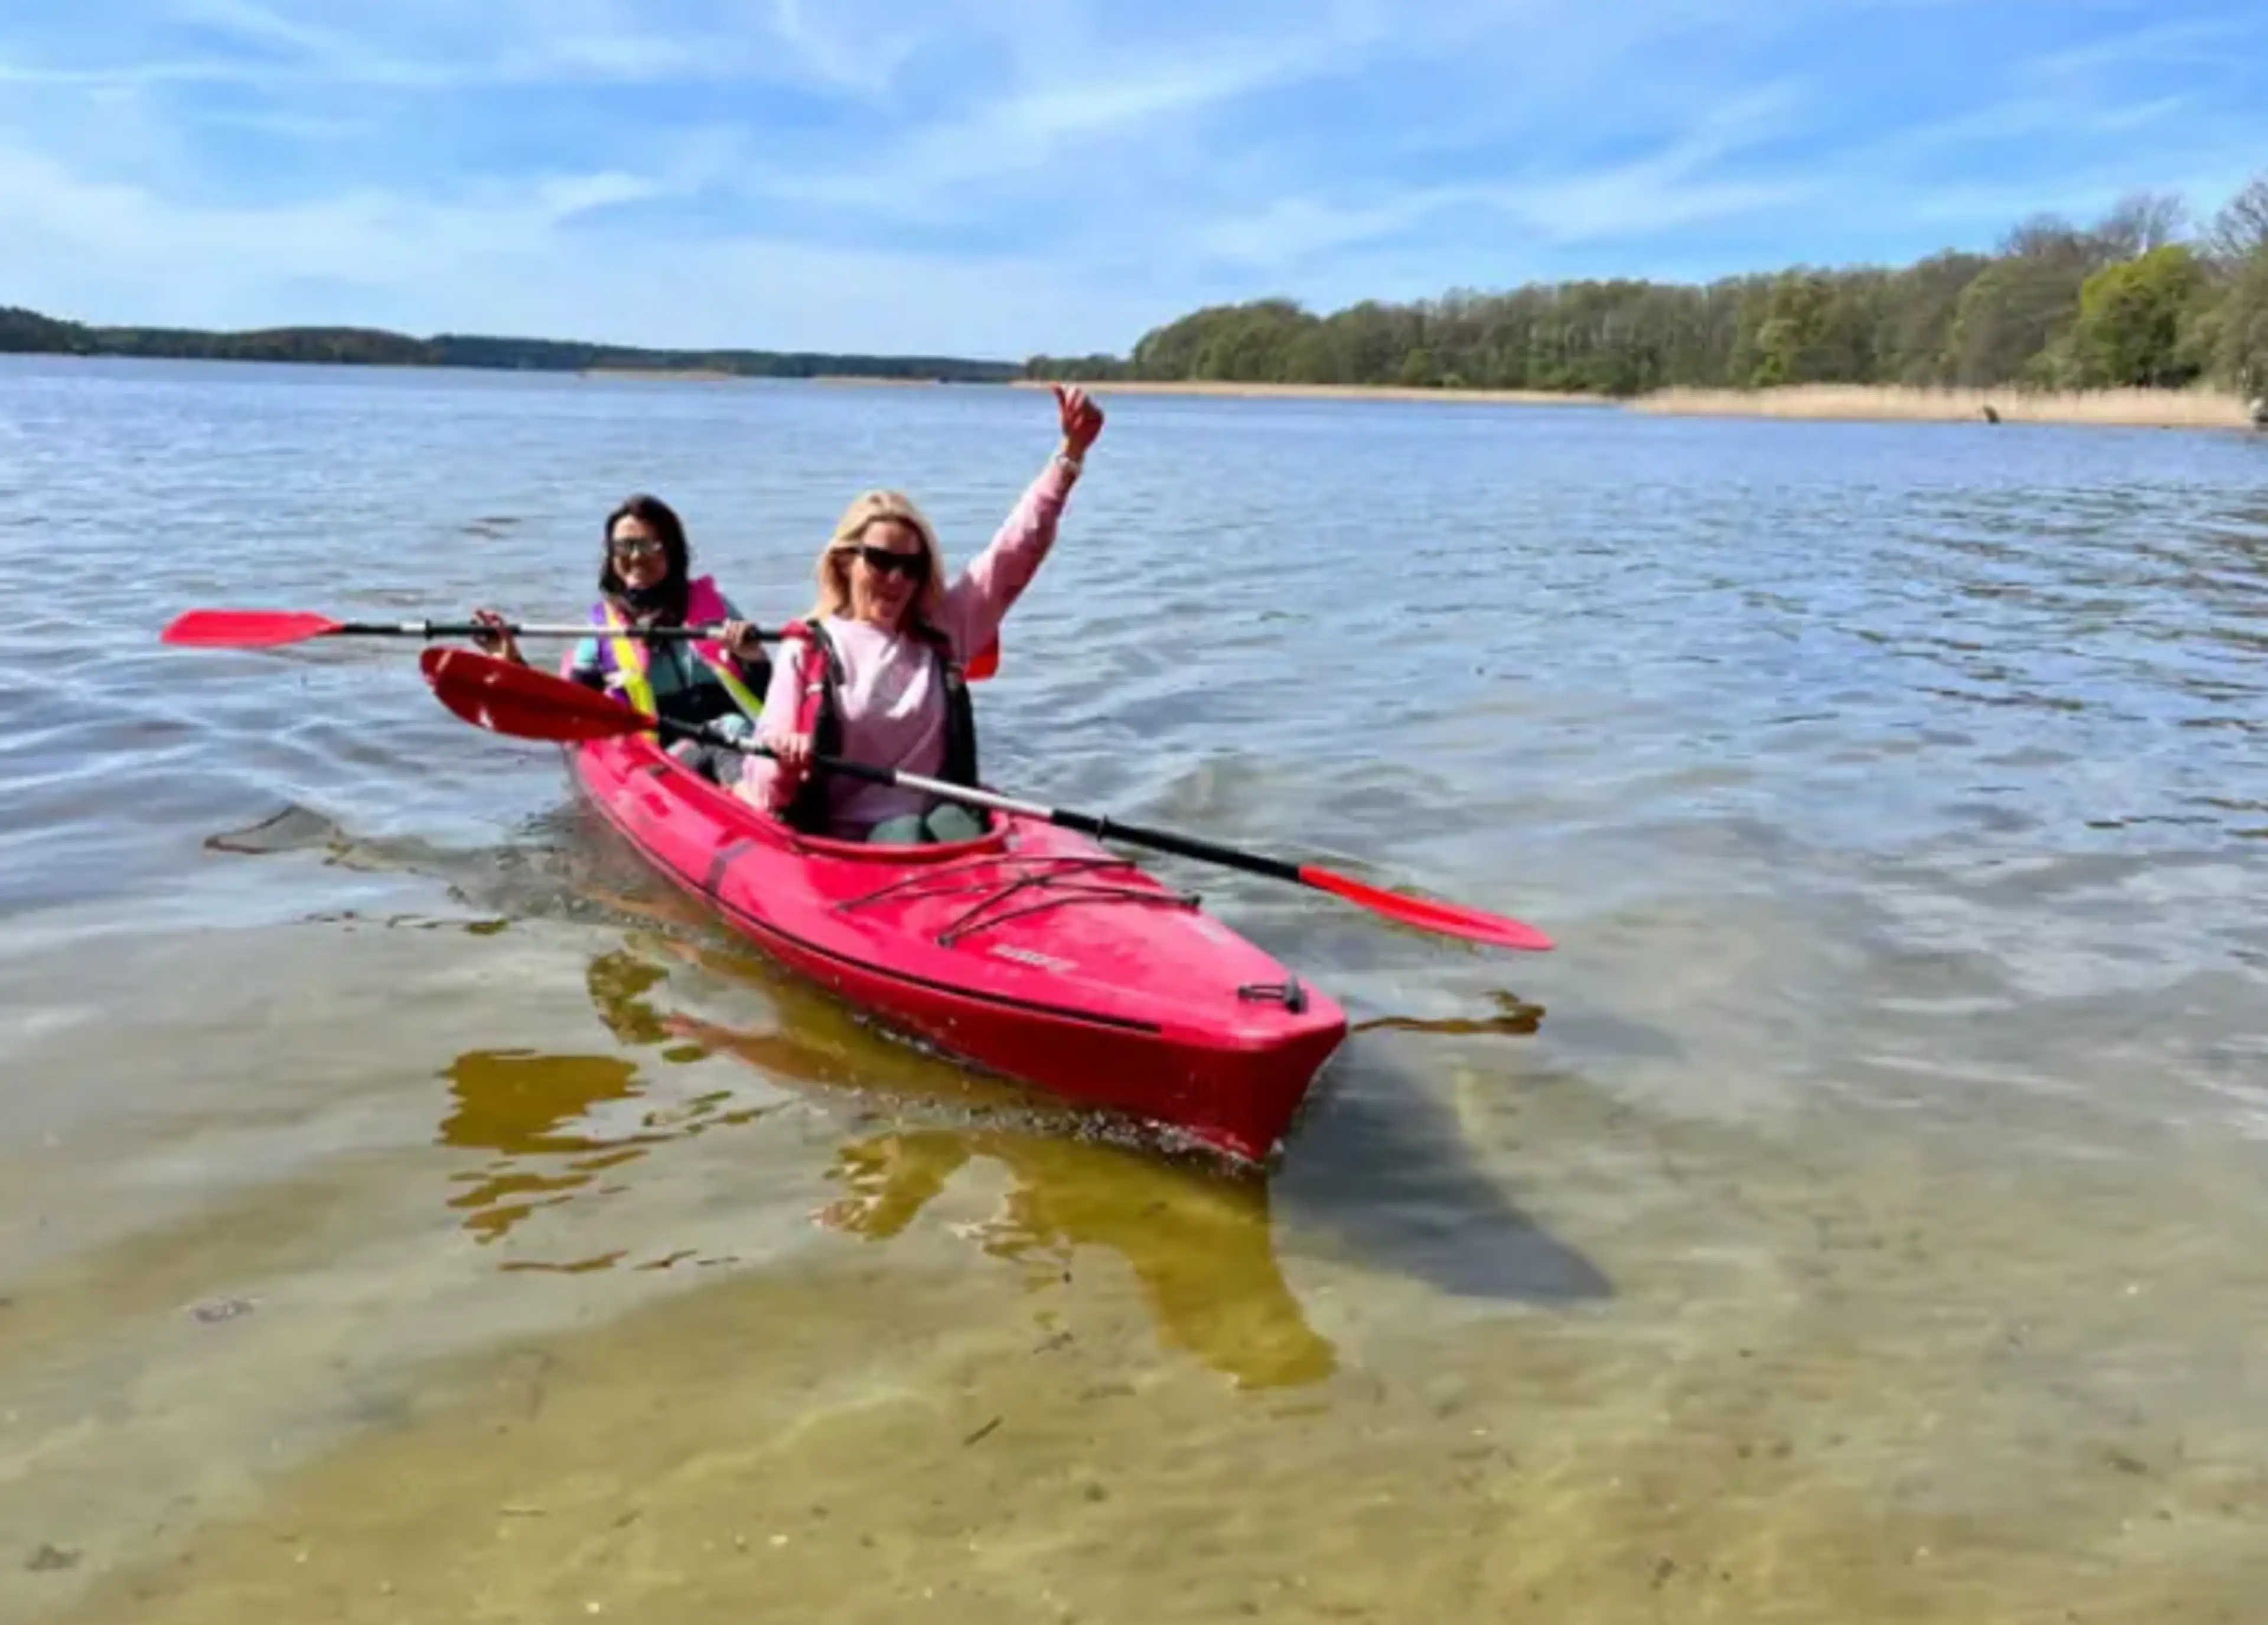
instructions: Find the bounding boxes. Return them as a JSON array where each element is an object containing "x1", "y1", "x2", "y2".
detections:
[
  {"x1": 588, "y1": 575, "x2": 767, "y2": 725},
  {"x1": 777, "y1": 618, "x2": 980, "y2": 835}
]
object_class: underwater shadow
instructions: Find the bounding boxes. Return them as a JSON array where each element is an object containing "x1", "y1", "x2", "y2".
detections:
[
  {"x1": 1269, "y1": 991, "x2": 1615, "y2": 1307},
  {"x1": 660, "y1": 908, "x2": 1612, "y2": 1315}
]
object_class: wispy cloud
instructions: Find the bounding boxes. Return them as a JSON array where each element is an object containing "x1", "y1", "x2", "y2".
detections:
[
  {"x1": 1191, "y1": 86, "x2": 1821, "y2": 272},
  {"x1": 0, "y1": 0, "x2": 2262, "y2": 353},
  {"x1": 2013, "y1": 14, "x2": 2260, "y2": 87}
]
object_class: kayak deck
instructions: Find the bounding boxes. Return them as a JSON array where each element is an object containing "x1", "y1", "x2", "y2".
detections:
[{"x1": 565, "y1": 735, "x2": 1347, "y2": 1161}]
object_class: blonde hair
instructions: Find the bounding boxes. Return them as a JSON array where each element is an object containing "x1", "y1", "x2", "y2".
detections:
[{"x1": 812, "y1": 489, "x2": 948, "y2": 631}]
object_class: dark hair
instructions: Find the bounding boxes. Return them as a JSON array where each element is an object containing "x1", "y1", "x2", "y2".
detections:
[{"x1": 599, "y1": 493, "x2": 692, "y2": 623}]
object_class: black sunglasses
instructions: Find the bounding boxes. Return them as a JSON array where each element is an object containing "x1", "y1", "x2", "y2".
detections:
[
  {"x1": 610, "y1": 535, "x2": 665, "y2": 559},
  {"x1": 852, "y1": 544, "x2": 927, "y2": 578}
]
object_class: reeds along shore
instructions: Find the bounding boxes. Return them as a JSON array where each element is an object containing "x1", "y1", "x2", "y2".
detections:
[
  {"x1": 569, "y1": 367, "x2": 2268, "y2": 429},
  {"x1": 1015, "y1": 377, "x2": 2266, "y2": 429},
  {"x1": 1628, "y1": 385, "x2": 2260, "y2": 429}
]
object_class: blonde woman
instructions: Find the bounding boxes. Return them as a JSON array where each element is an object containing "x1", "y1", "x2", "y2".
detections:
[{"x1": 740, "y1": 384, "x2": 1105, "y2": 842}]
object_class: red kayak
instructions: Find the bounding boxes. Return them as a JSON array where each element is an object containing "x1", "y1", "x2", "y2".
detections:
[{"x1": 565, "y1": 733, "x2": 1348, "y2": 1162}]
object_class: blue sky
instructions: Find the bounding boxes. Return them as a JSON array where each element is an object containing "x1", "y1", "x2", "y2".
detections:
[{"x1": 1, "y1": 0, "x2": 2263, "y2": 357}]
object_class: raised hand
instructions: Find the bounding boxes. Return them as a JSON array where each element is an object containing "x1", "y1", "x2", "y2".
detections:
[{"x1": 1052, "y1": 383, "x2": 1104, "y2": 458}]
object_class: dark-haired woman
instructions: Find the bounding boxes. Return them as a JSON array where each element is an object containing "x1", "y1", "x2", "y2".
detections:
[{"x1": 472, "y1": 493, "x2": 770, "y2": 784}]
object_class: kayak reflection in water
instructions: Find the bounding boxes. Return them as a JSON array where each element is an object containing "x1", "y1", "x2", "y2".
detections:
[
  {"x1": 739, "y1": 383, "x2": 1106, "y2": 844},
  {"x1": 470, "y1": 493, "x2": 772, "y2": 785}
]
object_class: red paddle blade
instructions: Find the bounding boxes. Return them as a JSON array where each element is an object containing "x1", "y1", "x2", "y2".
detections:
[
  {"x1": 1298, "y1": 865, "x2": 1554, "y2": 952},
  {"x1": 967, "y1": 635, "x2": 1001, "y2": 680},
  {"x1": 161, "y1": 609, "x2": 343, "y2": 647},
  {"x1": 419, "y1": 647, "x2": 652, "y2": 743}
]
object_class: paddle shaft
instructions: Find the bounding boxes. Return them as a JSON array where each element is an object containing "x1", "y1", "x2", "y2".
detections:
[
  {"x1": 656, "y1": 717, "x2": 1302, "y2": 885},
  {"x1": 336, "y1": 620, "x2": 742, "y2": 641}
]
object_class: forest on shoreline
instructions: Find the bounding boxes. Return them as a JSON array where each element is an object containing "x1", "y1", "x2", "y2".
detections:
[
  {"x1": 0, "y1": 307, "x2": 1019, "y2": 383},
  {"x1": 1028, "y1": 175, "x2": 2268, "y2": 402}
]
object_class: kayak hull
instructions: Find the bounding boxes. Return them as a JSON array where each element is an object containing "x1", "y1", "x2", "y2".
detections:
[{"x1": 564, "y1": 735, "x2": 1347, "y2": 1162}]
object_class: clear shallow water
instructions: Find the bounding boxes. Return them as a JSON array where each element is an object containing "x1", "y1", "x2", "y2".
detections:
[{"x1": 4, "y1": 355, "x2": 2268, "y2": 1620}]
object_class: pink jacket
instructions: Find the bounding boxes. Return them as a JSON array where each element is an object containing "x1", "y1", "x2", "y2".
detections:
[{"x1": 740, "y1": 458, "x2": 1077, "y2": 833}]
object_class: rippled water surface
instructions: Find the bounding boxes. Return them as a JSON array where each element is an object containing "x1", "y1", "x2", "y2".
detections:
[{"x1": 5, "y1": 356, "x2": 2268, "y2": 1621}]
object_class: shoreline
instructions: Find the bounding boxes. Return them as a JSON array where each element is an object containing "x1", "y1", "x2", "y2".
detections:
[
  {"x1": 580, "y1": 367, "x2": 741, "y2": 382},
  {"x1": 809, "y1": 373, "x2": 949, "y2": 386},
  {"x1": 1024, "y1": 377, "x2": 2262, "y2": 431},
  {"x1": 9, "y1": 352, "x2": 2259, "y2": 431},
  {"x1": 1010, "y1": 377, "x2": 1614, "y2": 406},
  {"x1": 579, "y1": 370, "x2": 966, "y2": 387}
]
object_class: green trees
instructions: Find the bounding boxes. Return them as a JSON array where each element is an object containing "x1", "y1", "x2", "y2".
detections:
[
  {"x1": 0, "y1": 312, "x2": 1021, "y2": 381},
  {"x1": 0, "y1": 306, "x2": 92, "y2": 353},
  {"x1": 1027, "y1": 173, "x2": 2268, "y2": 399},
  {"x1": 1941, "y1": 219, "x2": 2098, "y2": 387},
  {"x1": 1741, "y1": 271, "x2": 1885, "y2": 386},
  {"x1": 2073, "y1": 246, "x2": 2206, "y2": 387},
  {"x1": 2202, "y1": 180, "x2": 2268, "y2": 397},
  {"x1": 2212, "y1": 252, "x2": 2268, "y2": 399}
]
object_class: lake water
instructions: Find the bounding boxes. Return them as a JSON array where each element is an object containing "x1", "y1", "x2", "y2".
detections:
[{"x1": 4, "y1": 354, "x2": 2268, "y2": 1621}]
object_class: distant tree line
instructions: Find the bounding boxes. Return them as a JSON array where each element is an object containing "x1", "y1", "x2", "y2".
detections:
[
  {"x1": 0, "y1": 308, "x2": 1020, "y2": 382},
  {"x1": 1027, "y1": 174, "x2": 2268, "y2": 399}
]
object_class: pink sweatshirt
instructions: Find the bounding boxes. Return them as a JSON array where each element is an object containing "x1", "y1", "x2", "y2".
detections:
[{"x1": 740, "y1": 458, "x2": 1076, "y2": 834}]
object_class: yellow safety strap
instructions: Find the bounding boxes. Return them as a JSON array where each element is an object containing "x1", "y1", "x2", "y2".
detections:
[{"x1": 600, "y1": 604, "x2": 764, "y2": 723}]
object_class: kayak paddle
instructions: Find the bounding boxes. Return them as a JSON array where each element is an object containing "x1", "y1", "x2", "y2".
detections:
[
  {"x1": 419, "y1": 647, "x2": 1553, "y2": 953},
  {"x1": 160, "y1": 609, "x2": 765, "y2": 649},
  {"x1": 159, "y1": 609, "x2": 1003, "y2": 679}
]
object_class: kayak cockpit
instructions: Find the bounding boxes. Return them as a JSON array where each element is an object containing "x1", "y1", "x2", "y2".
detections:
[
  {"x1": 774, "y1": 818, "x2": 1009, "y2": 864},
  {"x1": 834, "y1": 851, "x2": 1201, "y2": 947}
]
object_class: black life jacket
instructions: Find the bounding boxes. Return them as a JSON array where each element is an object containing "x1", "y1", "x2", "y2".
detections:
[{"x1": 778, "y1": 618, "x2": 982, "y2": 835}]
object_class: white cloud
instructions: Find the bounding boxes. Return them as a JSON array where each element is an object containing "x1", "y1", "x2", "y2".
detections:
[
  {"x1": 0, "y1": 57, "x2": 221, "y2": 87},
  {"x1": 0, "y1": 0, "x2": 939, "y2": 93},
  {"x1": 168, "y1": 0, "x2": 345, "y2": 59},
  {"x1": 747, "y1": 6, "x2": 1413, "y2": 219},
  {"x1": 529, "y1": 171, "x2": 672, "y2": 222},
  {"x1": 761, "y1": 0, "x2": 925, "y2": 95},
  {"x1": 1195, "y1": 196, "x2": 1435, "y2": 268},
  {"x1": 2015, "y1": 15, "x2": 2262, "y2": 89},
  {"x1": 1188, "y1": 83, "x2": 1819, "y2": 273}
]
